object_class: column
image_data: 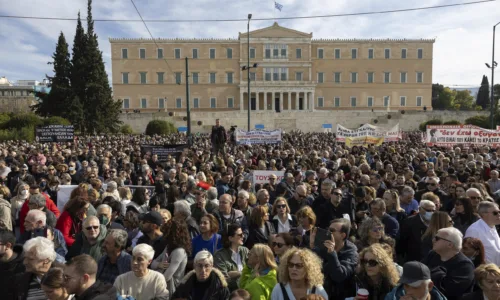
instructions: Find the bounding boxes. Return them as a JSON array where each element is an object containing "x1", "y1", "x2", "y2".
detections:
[
  {"x1": 240, "y1": 90, "x2": 244, "y2": 111},
  {"x1": 296, "y1": 91, "x2": 299, "y2": 111},
  {"x1": 311, "y1": 91, "x2": 315, "y2": 111},
  {"x1": 255, "y1": 92, "x2": 259, "y2": 111},
  {"x1": 288, "y1": 92, "x2": 291, "y2": 111},
  {"x1": 280, "y1": 92, "x2": 284, "y2": 112},
  {"x1": 271, "y1": 91, "x2": 275, "y2": 112},
  {"x1": 264, "y1": 92, "x2": 267, "y2": 111}
]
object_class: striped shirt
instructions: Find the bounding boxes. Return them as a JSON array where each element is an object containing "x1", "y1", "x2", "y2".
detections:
[{"x1": 26, "y1": 277, "x2": 45, "y2": 300}]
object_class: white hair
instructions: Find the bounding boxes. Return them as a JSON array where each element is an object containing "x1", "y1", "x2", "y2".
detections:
[
  {"x1": 23, "y1": 237, "x2": 57, "y2": 262},
  {"x1": 466, "y1": 188, "x2": 482, "y2": 196},
  {"x1": 238, "y1": 190, "x2": 249, "y2": 200},
  {"x1": 26, "y1": 210, "x2": 46, "y2": 226},
  {"x1": 97, "y1": 204, "x2": 112, "y2": 214},
  {"x1": 196, "y1": 172, "x2": 207, "y2": 182},
  {"x1": 174, "y1": 200, "x2": 191, "y2": 217},
  {"x1": 83, "y1": 216, "x2": 99, "y2": 227},
  {"x1": 194, "y1": 250, "x2": 213, "y2": 265},
  {"x1": 419, "y1": 200, "x2": 436, "y2": 209},
  {"x1": 207, "y1": 187, "x2": 218, "y2": 200},
  {"x1": 437, "y1": 227, "x2": 463, "y2": 250},
  {"x1": 407, "y1": 279, "x2": 432, "y2": 288},
  {"x1": 402, "y1": 186, "x2": 415, "y2": 196},
  {"x1": 132, "y1": 243, "x2": 155, "y2": 261}
]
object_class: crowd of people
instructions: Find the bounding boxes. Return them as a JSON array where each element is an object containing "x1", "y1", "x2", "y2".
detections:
[{"x1": 0, "y1": 119, "x2": 500, "y2": 300}]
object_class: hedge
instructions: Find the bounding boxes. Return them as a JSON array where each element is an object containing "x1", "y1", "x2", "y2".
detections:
[
  {"x1": 419, "y1": 119, "x2": 442, "y2": 132},
  {"x1": 465, "y1": 115, "x2": 490, "y2": 129},
  {"x1": 443, "y1": 120, "x2": 462, "y2": 125},
  {"x1": 120, "y1": 124, "x2": 134, "y2": 134},
  {"x1": 145, "y1": 120, "x2": 177, "y2": 135}
]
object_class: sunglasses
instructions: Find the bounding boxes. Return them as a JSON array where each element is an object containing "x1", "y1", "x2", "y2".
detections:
[
  {"x1": 297, "y1": 194, "x2": 307, "y2": 199},
  {"x1": 371, "y1": 227, "x2": 384, "y2": 232},
  {"x1": 361, "y1": 259, "x2": 378, "y2": 267},
  {"x1": 85, "y1": 226, "x2": 99, "y2": 231},
  {"x1": 272, "y1": 242, "x2": 285, "y2": 248},
  {"x1": 489, "y1": 211, "x2": 500, "y2": 216},
  {"x1": 233, "y1": 233, "x2": 244, "y2": 238},
  {"x1": 426, "y1": 183, "x2": 437, "y2": 186},
  {"x1": 287, "y1": 262, "x2": 304, "y2": 269},
  {"x1": 433, "y1": 236, "x2": 453, "y2": 243},
  {"x1": 276, "y1": 204, "x2": 286, "y2": 209}
]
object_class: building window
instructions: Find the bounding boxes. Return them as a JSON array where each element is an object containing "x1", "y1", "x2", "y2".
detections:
[
  {"x1": 296, "y1": 72, "x2": 303, "y2": 81},
  {"x1": 334, "y1": 72, "x2": 341, "y2": 83},
  {"x1": 273, "y1": 68, "x2": 279, "y2": 81},
  {"x1": 158, "y1": 98, "x2": 165, "y2": 109},
  {"x1": 384, "y1": 96, "x2": 390, "y2": 107},
  {"x1": 296, "y1": 48, "x2": 302, "y2": 59},
  {"x1": 418, "y1": 48, "x2": 423, "y2": 59},
  {"x1": 175, "y1": 49, "x2": 181, "y2": 59},
  {"x1": 122, "y1": 73, "x2": 129, "y2": 84},
  {"x1": 368, "y1": 48, "x2": 374, "y2": 59},
  {"x1": 192, "y1": 73, "x2": 199, "y2": 84},
  {"x1": 121, "y1": 48, "x2": 128, "y2": 59},
  {"x1": 227, "y1": 97, "x2": 234, "y2": 108},
  {"x1": 210, "y1": 49, "x2": 216, "y2": 59},
  {"x1": 400, "y1": 96, "x2": 406, "y2": 106},
  {"x1": 265, "y1": 68, "x2": 271, "y2": 81},
  {"x1": 367, "y1": 72, "x2": 374, "y2": 83},
  {"x1": 157, "y1": 49, "x2": 163, "y2": 59},
  {"x1": 367, "y1": 96, "x2": 374, "y2": 107},
  {"x1": 351, "y1": 72, "x2": 358, "y2": 83},
  {"x1": 210, "y1": 97, "x2": 216, "y2": 108},
  {"x1": 416, "y1": 96, "x2": 423, "y2": 107},
  {"x1": 400, "y1": 72, "x2": 407, "y2": 83},
  {"x1": 250, "y1": 72, "x2": 256, "y2": 81},
  {"x1": 175, "y1": 72, "x2": 182, "y2": 84},
  {"x1": 227, "y1": 72, "x2": 233, "y2": 84},
  {"x1": 334, "y1": 97, "x2": 340, "y2": 107},
  {"x1": 318, "y1": 72, "x2": 324, "y2": 83},
  {"x1": 192, "y1": 49, "x2": 198, "y2": 59},
  {"x1": 250, "y1": 48, "x2": 256, "y2": 59},
  {"x1": 385, "y1": 48, "x2": 391, "y2": 59},
  {"x1": 227, "y1": 48, "x2": 233, "y2": 59},
  {"x1": 384, "y1": 72, "x2": 391, "y2": 83},
  {"x1": 157, "y1": 72, "x2": 164, "y2": 84},
  {"x1": 273, "y1": 48, "x2": 279, "y2": 58},
  {"x1": 140, "y1": 72, "x2": 147, "y2": 84},
  {"x1": 318, "y1": 97, "x2": 324, "y2": 107},
  {"x1": 280, "y1": 68, "x2": 287, "y2": 81},
  {"x1": 335, "y1": 49, "x2": 341, "y2": 59},
  {"x1": 350, "y1": 97, "x2": 357, "y2": 107},
  {"x1": 193, "y1": 98, "x2": 199, "y2": 108},
  {"x1": 122, "y1": 98, "x2": 129, "y2": 109},
  {"x1": 401, "y1": 48, "x2": 407, "y2": 59},
  {"x1": 141, "y1": 98, "x2": 147, "y2": 108},
  {"x1": 140, "y1": 48, "x2": 146, "y2": 59},
  {"x1": 176, "y1": 98, "x2": 182, "y2": 108},
  {"x1": 417, "y1": 72, "x2": 423, "y2": 83},
  {"x1": 351, "y1": 48, "x2": 357, "y2": 59},
  {"x1": 265, "y1": 48, "x2": 271, "y2": 59},
  {"x1": 281, "y1": 47, "x2": 287, "y2": 58},
  {"x1": 318, "y1": 48, "x2": 324, "y2": 59},
  {"x1": 209, "y1": 73, "x2": 216, "y2": 84}
]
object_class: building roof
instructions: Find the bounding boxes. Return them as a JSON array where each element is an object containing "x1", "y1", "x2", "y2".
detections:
[{"x1": 0, "y1": 76, "x2": 12, "y2": 86}]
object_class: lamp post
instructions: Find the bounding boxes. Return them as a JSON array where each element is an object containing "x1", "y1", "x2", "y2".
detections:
[
  {"x1": 241, "y1": 14, "x2": 259, "y2": 131},
  {"x1": 486, "y1": 22, "x2": 500, "y2": 129}
]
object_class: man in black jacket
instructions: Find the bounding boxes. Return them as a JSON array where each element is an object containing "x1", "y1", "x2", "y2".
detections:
[
  {"x1": 312, "y1": 179, "x2": 334, "y2": 218},
  {"x1": 211, "y1": 119, "x2": 227, "y2": 157},
  {"x1": 64, "y1": 254, "x2": 117, "y2": 300},
  {"x1": 317, "y1": 188, "x2": 352, "y2": 229},
  {"x1": 422, "y1": 227, "x2": 475, "y2": 300},
  {"x1": 0, "y1": 230, "x2": 25, "y2": 300}
]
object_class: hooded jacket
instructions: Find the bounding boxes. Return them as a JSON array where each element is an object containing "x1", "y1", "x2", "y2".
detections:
[
  {"x1": 0, "y1": 245, "x2": 25, "y2": 300},
  {"x1": 172, "y1": 268, "x2": 230, "y2": 300},
  {"x1": 384, "y1": 284, "x2": 447, "y2": 300},
  {"x1": 0, "y1": 198, "x2": 12, "y2": 231},
  {"x1": 75, "y1": 280, "x2": 118, "y2": 300},
  {"x1": 239, "y1": 265, "x2": 278, "y2": 300},
  {"x1": 66, "y1": 224, "x2": 107, "y2": 262}
]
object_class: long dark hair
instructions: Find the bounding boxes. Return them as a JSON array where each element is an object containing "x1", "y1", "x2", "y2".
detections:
[
  {"x1": 222, "y1": 224, "x2": 241, "y2": 248},
  {"x1": 131, "y1": 187, "x2": 146, "y2": 206},
  {"x1": 455, "y1": 197, "x2": 476, "y2": 224},
  {"x1": 161, "y1": 219, "x2": 192, "y2": 256}
]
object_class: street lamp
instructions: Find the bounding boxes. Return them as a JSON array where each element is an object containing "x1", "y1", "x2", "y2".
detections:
[
  {"x1": 486, "y1": 22, "x2": 500, "y2": 129},
  {"x1": 242, "y1": 13, "x2": 259, "y2": 131}
]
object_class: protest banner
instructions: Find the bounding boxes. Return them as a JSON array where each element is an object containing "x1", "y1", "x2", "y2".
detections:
[
  {"x1": 252, "y1": 170, "x2": 285, "y2": 185},
  {"x1": 345, "y1": 137, "x2": 385, "y2": 147},
  {"x1": 426, "y1": 125, "x2": 500, "y2": 147},
  {"x1": 140, "y1": 144, "x2": 188, "y2": 161},
  {"x1": 235, "y1": 129, "x2": 282, "y2": 145},
  {"x1": 336, "y1": 124, "x2": 400, "y2": 144},
  {"x1": 35, "y1": 125, "x2": 74, "y2": 142}
]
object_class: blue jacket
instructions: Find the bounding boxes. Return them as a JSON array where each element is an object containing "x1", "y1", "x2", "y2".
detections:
[
  {"x1": 97, "y1": 251, "x2": 132, "y2": 284},
  {"x1": 382, "y1": 213, "x2": 400, "y2": 239},
  {"x1": 384, "y1": 284, "x2": 447, "y2": 300}
]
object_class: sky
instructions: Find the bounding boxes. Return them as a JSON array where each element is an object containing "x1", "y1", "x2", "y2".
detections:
[{"x1": 0, "y1": 0, "x2": 499, "y2": 88}]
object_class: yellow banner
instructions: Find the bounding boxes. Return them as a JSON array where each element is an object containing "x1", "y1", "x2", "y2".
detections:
[{"x1": 345, "y1": 137, "x2": 384, "y2": 147}]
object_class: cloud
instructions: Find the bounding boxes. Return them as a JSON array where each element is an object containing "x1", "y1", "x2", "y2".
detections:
[{"x1": 0, "y1": 0, "x2": 499, "y2": 88}]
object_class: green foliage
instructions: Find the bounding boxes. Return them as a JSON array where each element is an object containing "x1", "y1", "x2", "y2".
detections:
[
  {"x1": 0, "y1": 113, "x2": 11, "y2": 128},
  {"x1": 3, "y1": 113, "x2": 43, "y2": 130},
  {"x1": 443, "y1": 120, "x2": 461, "y2": 125},
  {"x1": 419, "y1": 119, "x2": 443, "y2": 132},
  {"x1": 120, "y1": 124, "x2": 134, "y2": 134},
  {"x1": 145, "y1": 120, "x2": 177, "y2": 135},
  {"x1": 453, "y1": 90, "x2": 475, "y2": 111},
  {"x1": 43, "y1": 116, "x2": 71, "y2": 126},
  {"x1": 476, "y1": 75, "x2": 490, "y2": 109},
  {"x1": 432, "y1": 85, "x2": 454, "y2": 110},
  {"x1": 465, "y1": 115, "x2": 490, "y2": 129}
]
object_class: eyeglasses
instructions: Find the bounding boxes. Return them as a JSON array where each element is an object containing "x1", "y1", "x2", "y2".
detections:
[
  {"x1": 361, "y1": 259, "x2": 379, "y2": 267},
  {"x1": 195, "y1": 263, "x2": 212, "y2": 270},
  {"x1": 276, "y1": 204, "x2": 286, "y2": 209},
  {"x1": 272, "y1": 242, "x2": 285, "y2": 248},
  {"x1": 371, "y1": 226, "x2": 384, "y2": 232},
  {"x1": 469, "y1": 196, "x2": 481, "y2": 200},
  {"x1": 427, "y1": 183, "x2": 437, "y2": 186},
  {"x1": 287, "y1": 262, "x2": 304, "y2": 269},
  {"x1": 312, "y1": 185, "x2": 318, "y2": 187},
  {"x1": 85, "y1": 226, "x2": 99, "y2": 231},
  {"x1": 433, "y1": 236, "x2": 453, "y2": 243},
  {"x1": 233, "y1": 233, "x2": 244, "y2": 238},
  {"x1": 422, "y1": 208, "x2": 436, "y2": 213}
]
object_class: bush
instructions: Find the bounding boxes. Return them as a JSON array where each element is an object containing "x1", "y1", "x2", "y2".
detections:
[
  {"x1": 419, "y1": 119, "x2": 442, "y2": 132},
  {"x1": 443, "y1": 120, "x2": 461, "y2": 125},
  {"x1": 0, "y1": 126, "x2": 35, "y2": 142},
  {"x1": 145, "y1": 120, "x2": 177, "y2": 135},
  {"x1": 3, "y1": 113, "x2": 43, "y2": 130},
  {"x1": 43, "y1": 116, "x2": 71, "y2": 126},
  {"x1": 120, "y1": 124, "x2": 134, "y2": 134},
  {"x1": 465, "y1": 115, "x2": 490, "y2": 129},
  {"x1": 0, "y1": 113, "x2": 11, "y2": 128}
]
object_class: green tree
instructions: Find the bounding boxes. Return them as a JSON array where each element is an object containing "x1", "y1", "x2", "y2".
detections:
[
  {"x1": 452, "y1": 89, "x2": 475, "y2": 111},
  {"x1": 465, "y1": 115, "x2": 490, "y2": 129},
  {"x1": 145, "y1": 120, "x2": 177, "y2": 135},
  {"x1": 71, "y1": 12, "x2": 87, "y2": 133},
  {"x1": 432, "y1": 84, "x2": 454, "y2": 109},
  {"x1": 476, "y1": 75, "x2": 490, "y2": 109},
  {"x1": 494, "y1": 84, "x2": 500, "y2": 108}
]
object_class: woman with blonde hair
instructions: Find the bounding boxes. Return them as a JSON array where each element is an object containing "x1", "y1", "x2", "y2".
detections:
[
  {"x1": 420, "y1": 211, "x2": 453, "y2": 259},
  {"x1": 355, "y1": 217, "x2": 395, "y2": 253},
  {"x1": 355, "y1": 244, "x2": 400, "y2": 300},
  {"x1": 462, "y1": 263, "x2": 500, "y2": 300},
  {"x1": 246, "y1": 206, "x2": 276, "y2": 249},
  {"x1": 271, "y1": 197, "x2": 297, "y2": 234},
  {"x1": 271, "y1": 248, "x2": 328, "y2": 300},
  {"x1": 382, "y1": 190, "x2": 407, "y2": 226},
  {"x1": 118, "y1": 186, "x2": 132, "y2": 215},
  {"x1": 240, "y1": 244, "x2": 278, "y2": 300}
]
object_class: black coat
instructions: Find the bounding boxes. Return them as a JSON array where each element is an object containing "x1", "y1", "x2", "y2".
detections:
[
  {"x1": 397, "y1": 214, "x2": 428, "y2": 262},
  {"x1": 172, "y1": 269, "x2": 230, "y2": 300},
  {"x1": 271, "y1": 214, "x2": 298, "y2": 233},
  {"x1": 2, "y1": 246, "x2": 25, "y2": 300},
  {"x1": 245, "y1": 221, "x2": 276, "y2": 249},
  {"x1": 75, "y1": 281, "x2": 118, "y2": 300},
  {"x1": 317, "y1": 200, "x2": 353, "y2": 229},
  {"x1": 460, "y1": 290, "x2": 485, "y2": 300}
]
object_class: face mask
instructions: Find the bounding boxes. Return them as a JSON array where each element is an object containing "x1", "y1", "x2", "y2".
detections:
[
  {"x1": 20, "y1": 190, "x2": 28, "y2": 196},
  {"x1": 424, "y1": 211, "x2": 433, "y2": 221},
  {"x1": 98, "y1": 215, "x2": 109, "y2": 225},
  {"x1": 69, "y1": 167, "x2": 75, "y2": 171},
  {"x1": 40, "y1": 182, "x2": 47, "y2": 189},
  {"x1": 239, "y1": 179, "x2": 244, "y2": 185}
]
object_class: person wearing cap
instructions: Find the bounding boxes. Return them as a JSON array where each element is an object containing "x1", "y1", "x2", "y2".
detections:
[
  {"x1": 385, "y1": 261, "x2": 446, "y2": 300},
  {"x1": 421, "y1": 227, "x2": 474, "y2": 300},
  {"x1": 191, "y1": 182, "x2": 218, "y2": 223},
  {"x1": 136, "y1": 211, "x2": 165, "y2": 259}
]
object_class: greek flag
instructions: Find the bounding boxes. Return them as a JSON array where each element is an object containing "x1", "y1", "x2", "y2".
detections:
[{"x1": 275, "y1": 2, "x2": 283, "y2": 11}]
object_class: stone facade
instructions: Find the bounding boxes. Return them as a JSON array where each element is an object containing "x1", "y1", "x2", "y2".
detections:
[{"x1": 110, "y1": 22, "x2": 434, "y2": 113}]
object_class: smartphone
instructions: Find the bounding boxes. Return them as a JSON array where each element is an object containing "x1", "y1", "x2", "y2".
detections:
[{"x1": 314, "y1": 227, "x2": 332, "y2": 249}]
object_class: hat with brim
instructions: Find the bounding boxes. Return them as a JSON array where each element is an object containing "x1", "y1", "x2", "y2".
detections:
[{"x1": 399, "y1": 262, "x2": 431, "y2": 285}]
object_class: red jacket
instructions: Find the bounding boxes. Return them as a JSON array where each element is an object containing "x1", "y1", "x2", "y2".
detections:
[
  {"x1": 56, "y1": 211, "x2": 79, "y2": 247},
  {"x1": 19, "y1": 193, "x2": 60, "y2": 233}
]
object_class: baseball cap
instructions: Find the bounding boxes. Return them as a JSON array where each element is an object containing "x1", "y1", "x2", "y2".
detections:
[
  {"x1": 139, "y1": 211, "x2": 163, "y2": 226},
  {"x1": 305, "y1": 170, "x2": 315, "y2": 178},
  {"x1": 195, "y1": 181, "x2": 212, "y2": 193},
  {"x1": 399, "y1": 262, "x2": 431, "y2": 285},
  {"x1": 22, "y1": 164, "x2": 29, "y2": 170}
]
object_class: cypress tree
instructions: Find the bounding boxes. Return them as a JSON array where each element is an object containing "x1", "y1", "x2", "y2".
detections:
[
  {"x1": 71, "y1": 12, "x2": 88, "y2": 133},
  {"x1": 476, "y1": 75, "x2": 490, "y2": 109}
]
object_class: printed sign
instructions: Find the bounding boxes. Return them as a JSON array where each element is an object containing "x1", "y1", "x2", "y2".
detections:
[
  {"x1": 235, "y1": 129, "x2": 282, "y2": 145},
  {"x1": 35, "y1": 125, "x2": 74, "y2": 142},
  {"x1": 252, "y1": 171, "x2": 285, "y2": 185},
  {"x1": 426, "y1": 125, "x2": 500, "y2": 147},
  {"x1": 336, "y1": 124, "x2": 400, "y2": 143},
  {"x1": 345, "y1": 137, "x2": 385, "y2": 147},
  {"x1": 140, "y1": 144, "x2": 188, "y2": 161}
]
